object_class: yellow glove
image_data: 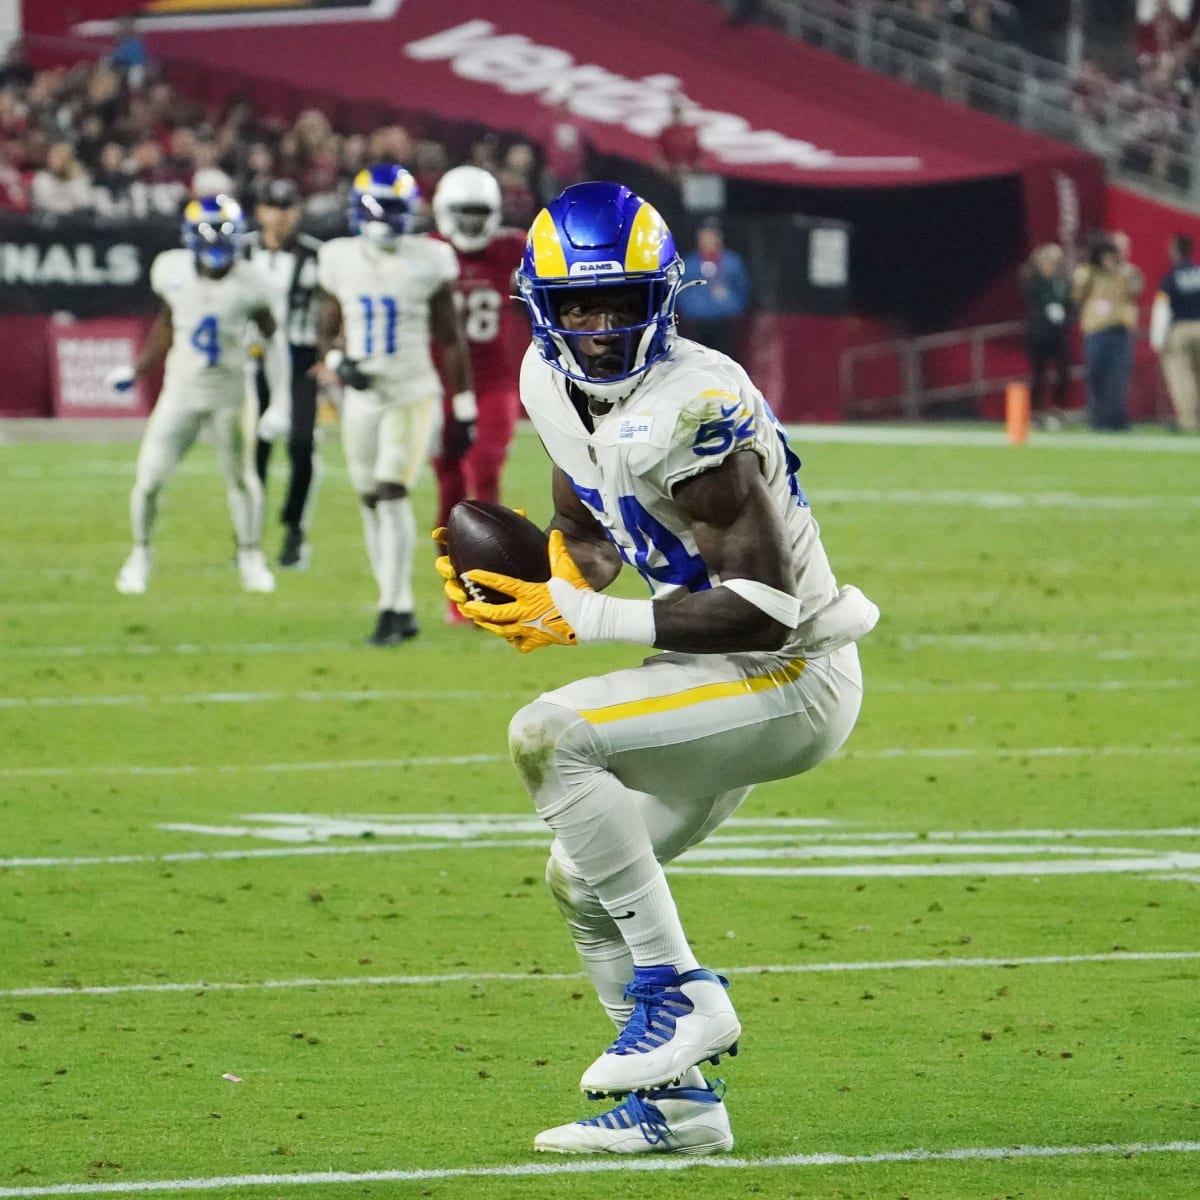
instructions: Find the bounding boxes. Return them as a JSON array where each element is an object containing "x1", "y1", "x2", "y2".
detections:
[
  {"x1": 431, "y1": 526, "x2": 469, "y2": 610},
  {"x1": 460, "y1": 530, "x2": 590, "y2": 653}
]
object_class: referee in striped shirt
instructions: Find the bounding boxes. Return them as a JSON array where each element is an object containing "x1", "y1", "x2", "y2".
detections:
[{"x1": 246, "y1": 177, "x2": 324, "y2": 568}]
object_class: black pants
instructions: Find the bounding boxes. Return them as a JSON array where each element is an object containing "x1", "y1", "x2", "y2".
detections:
[
  {"x1": 255, "y1": 344, "x2": 319, "y2": 531},
  {"x1": 1026, "y1": 339, "x2": 1070, "y2": 413}
]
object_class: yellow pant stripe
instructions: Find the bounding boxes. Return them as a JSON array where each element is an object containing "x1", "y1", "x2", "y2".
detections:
[{"x1": 577, "y1": 658, "x2": 806, "y2": 726}]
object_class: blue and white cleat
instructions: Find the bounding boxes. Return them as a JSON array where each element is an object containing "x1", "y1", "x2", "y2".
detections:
[
  {"x1": 579, "y1": 966, "x2": 741, "y2": 1097},
  {"x1": 535, "y1": 1081, "x2": 733, "y2": 1155}
]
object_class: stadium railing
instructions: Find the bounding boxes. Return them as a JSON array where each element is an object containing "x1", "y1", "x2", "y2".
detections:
[{"x1": 763, "y1": 0, "x2": 1200, "y2": 209}]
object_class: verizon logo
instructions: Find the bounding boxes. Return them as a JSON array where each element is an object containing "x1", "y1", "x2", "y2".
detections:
[{"x1": 405, "y1": 20, "x2": 921, "y2": 173}]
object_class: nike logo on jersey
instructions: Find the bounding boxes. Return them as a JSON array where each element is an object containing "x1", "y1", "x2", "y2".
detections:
[{"x1": 612, "y1": 910, "x2": 636, "y2": 920}]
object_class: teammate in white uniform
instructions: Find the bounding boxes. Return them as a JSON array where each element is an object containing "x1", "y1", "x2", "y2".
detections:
[
  {"x1": 111, "y1": 195, "x2": 288, "y2": 595},
  {"x1": 437, "y1": 183, "x2": 879, "y2": 1155},
  {"x1": 315, "y1": 163, "x2": 474, "y2": 646}
]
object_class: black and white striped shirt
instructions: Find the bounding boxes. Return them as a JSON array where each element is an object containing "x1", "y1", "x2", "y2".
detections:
[{"x1": 242, "y1": 230, "x2": 323, "y2": 347}]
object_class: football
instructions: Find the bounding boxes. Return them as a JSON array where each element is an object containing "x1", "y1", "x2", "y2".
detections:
[{"x1": 445, "y1": 500, "x2": 550, "y2": 604}]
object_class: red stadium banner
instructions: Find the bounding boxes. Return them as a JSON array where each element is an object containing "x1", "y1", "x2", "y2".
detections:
[
  {"x1": 34, "y1": 0, "x2": 1104, "y2": 193},
  {"x1": 47, "y1": 318, "x2": 153, "y2": 419}
]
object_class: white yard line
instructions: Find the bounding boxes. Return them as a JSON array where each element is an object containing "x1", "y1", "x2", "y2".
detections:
[
  {"x1": 0, "y1": 678, "x2": 1192, "y2": 710},
  {"x1": 3, "y1": 950, "x2": 1198, "y2": 1001},
  {"x1": 3, "y1": 743, "x2": 1199, "y2": 781},
  {"x1": 0, "y1": 1139, "x2": 1196, "y2": 1196}
]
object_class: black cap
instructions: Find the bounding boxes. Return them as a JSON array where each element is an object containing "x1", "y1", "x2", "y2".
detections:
[{"x1": 255, "y1": 177, "x2": 300, "y2": 208}]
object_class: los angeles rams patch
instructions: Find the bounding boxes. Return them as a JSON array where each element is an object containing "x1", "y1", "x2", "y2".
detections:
[{"x1": 617, "y1": 417, "x2": 653, "y2": 442}]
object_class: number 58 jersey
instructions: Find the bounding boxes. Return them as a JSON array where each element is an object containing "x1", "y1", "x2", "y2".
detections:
[
  {"x1": 520, "y1": 337, "x2": 879, "y2": 657},
  {"x1": 151, "y1": 249, "x2": 274, "y2": 407},
  {"x1": 317, "y1": 234, "x2": 458, "y2": 397}
]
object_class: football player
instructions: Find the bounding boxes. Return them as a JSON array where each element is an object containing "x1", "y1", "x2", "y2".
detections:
[
  {"x1": 430, "y1": 165, "x2": 528, "y2": 623},
  {"x1": 315, "y1": 163, "x2": 473, "y2": 646},
  {"x1": 436, "y1": 183, "x2": 879, "y2": 1154},
  {"x1": 110, "y1": 195, "x2": 287, "y2": 595}
]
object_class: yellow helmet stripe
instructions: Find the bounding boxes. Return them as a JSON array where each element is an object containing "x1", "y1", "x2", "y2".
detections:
[
  {"x1": 529, "y1": 208, "x2": 568, "y2": 278},
  {"x1": 624, "y1": 201, "x2": 667, "y2": 272}
]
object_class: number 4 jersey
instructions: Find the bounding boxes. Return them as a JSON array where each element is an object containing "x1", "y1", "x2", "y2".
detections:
[
  {"x1": 150, "y1": 248, "x2": 275, "y2": 407},
  {"x1": 519, "y1": 337, "x2": 879, "y2": 657},
  {"x1": 317, "y1": 234, "x2": 458, "y2": 398}
]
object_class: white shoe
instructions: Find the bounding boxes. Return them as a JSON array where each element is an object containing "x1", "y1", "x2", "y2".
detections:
[
  {"x1": 116, "y1": 546, "x2": 151, "y2": 595},
  {"x1": 580, "y1": 967, "x2": 740, "y2": 1097},
  {"x1": 237, "y1": 547, "x2": 276, "y2": 593},
  {"x1": 535, "y1": 1081, "x2": 733, "y2": 1155}
]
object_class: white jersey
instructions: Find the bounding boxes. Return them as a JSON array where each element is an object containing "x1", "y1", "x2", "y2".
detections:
[
  {"x1": 520, "y1": 338, "x2": 876, "y2": 657},
  {"x1": 317, "y1": 234, "x2": 458, "y2": 392},
  {"x1": 151, "y1": 249, "x2": 274, "y2": 405}
]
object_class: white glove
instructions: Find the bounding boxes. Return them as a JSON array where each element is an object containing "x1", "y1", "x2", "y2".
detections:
[
  {"x1": 105, "y1": 365, "x2": 136, "y2": 394},
  {"x1": 257, "y1": 405, "x2": 292, "y2": 442}
]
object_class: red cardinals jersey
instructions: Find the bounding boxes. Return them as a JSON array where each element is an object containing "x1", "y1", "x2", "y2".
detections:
[{"x1": 440, "y1": 228, "x2": 528, "y2": 395}]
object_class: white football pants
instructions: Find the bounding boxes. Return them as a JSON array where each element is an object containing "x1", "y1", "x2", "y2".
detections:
[
  {"x1": 510, "y1": 643, "x2": 864, "y2": 1027},
  {"x1": 130, "y1": 396, "x2": 262, "y2": 548}
]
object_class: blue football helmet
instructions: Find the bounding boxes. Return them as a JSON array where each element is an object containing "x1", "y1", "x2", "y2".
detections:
[
  {"x1": 182, "y1": 195, "x2": 244, "y2": 272},
  {"x1": 350, "y1": 163, "x2": 420, "y2": 245},
  {"x1": 516, "y1": 182, "x2": 684, "y2": 397}
]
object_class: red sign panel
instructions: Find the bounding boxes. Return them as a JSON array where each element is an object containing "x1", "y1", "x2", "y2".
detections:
[{"x1": 48, "y1": 319, "x2": 152, "y2": 419}]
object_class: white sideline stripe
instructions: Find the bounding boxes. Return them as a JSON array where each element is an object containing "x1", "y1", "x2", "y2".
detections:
[
  {"x1": 0, "y1": 1140, "x2": 1197, "y2": 1197},
  {"x1": 4, "y1": 949, "x2": 1198, "y2": 1001},
  {"x1": 847, "y1": 745, "x2": 1200, "y2": 760},
  {"x1": 786, "y1": 421, "x2": 1200, "y2": 451},
  {"x1": 819, "y1": 487, "x2": 1200, "y2": 511},
  {"x1": 0, "y1": 689, "x2": 526, "y2": 710},
  {"x1": 0, "y1": 754, "x2": 507, "y2": 780},
  {"x1": 2, "y1": 642, "x2": 360, "y2": 659},
  {"x1": 0, "y1": 838, "x2": 548, "y2": 869},
  {"x1": 672, "y1": 854, "x2": 1200, "y2": 878},
  {"x1": 5, "y1": 743, "x2": 1199, "y2": 781},
  {"x1": 0, "y1": 678, "x2": 1192, "y2": 710},
  {"x1": 901, "y1": 631, "x2": 1200, "y2": 650}
]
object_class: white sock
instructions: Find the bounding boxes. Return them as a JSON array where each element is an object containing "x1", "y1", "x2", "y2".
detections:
[
  {"x1": 359, "y1": 503, "x2": 381, "y2": 587},
  {"x1": 226, "y1": 473, "x2": 262, "y2": 548},
  {"x1": 130, "y1": 483, "x2": 157, "y2": 545},
  {"x1": 376, "y1": 496, "x2": 416, "y2": 613},
  {"x1": 524, "y1": 705, "x2": 699, "y2": 973}
]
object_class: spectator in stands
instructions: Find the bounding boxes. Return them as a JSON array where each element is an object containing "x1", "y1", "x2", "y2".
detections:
[
  {"x1": 234, "y1": 139, "x2": 276, "y2": 209},
  {"x1": 412, "y1": 137, "x2": 449, "y2": 199},
  {"x1": 91, "y1": 140, "x2": 136, "y2": 216},
  {"x1": 369, "y1": 123, "x2": 413, "y2": 167},
  {"x1": 676, "y1": 217, "x2": 751, "y2": 358},
  {"x1": 163, "y1": 126, "x2": 198, "y2": 186},
  {"x1": 0, "y1": 39, "x2": 34, "y2": 92},
  {"x1": 1022, "y1": 243, "x2": 1073, "y2": 428},
  {"x1": 0, "y1": 137, "x2": 30, "y2": 211},
  {"x1": 538, "y1": 97, "x2": 591, "y2": 200},
  {"x1": 31, "y1": 140, "x2": 93, "y2": 215},
  {"x1": 1136, "y1": 0, "x2": 1196, "y2": 67},
  {"x1": 470, "y1": 132, "x2": 502, "y2": 174},
  {"x1": 499, "y1": 142, "x2": 539, "y2": 228},
  {"x1": 1072, "y1": 234, "x2": 1135, "y2": 430},
  {"x1": 1149, "y1": 231, "x2": 1200, "y2": 432},
  {"x1": 108, "y1": 14, "x2": 150, "y2": 89},
  {"x1": 655, "y1": 96, "x2": 703, "y2": 188}
]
